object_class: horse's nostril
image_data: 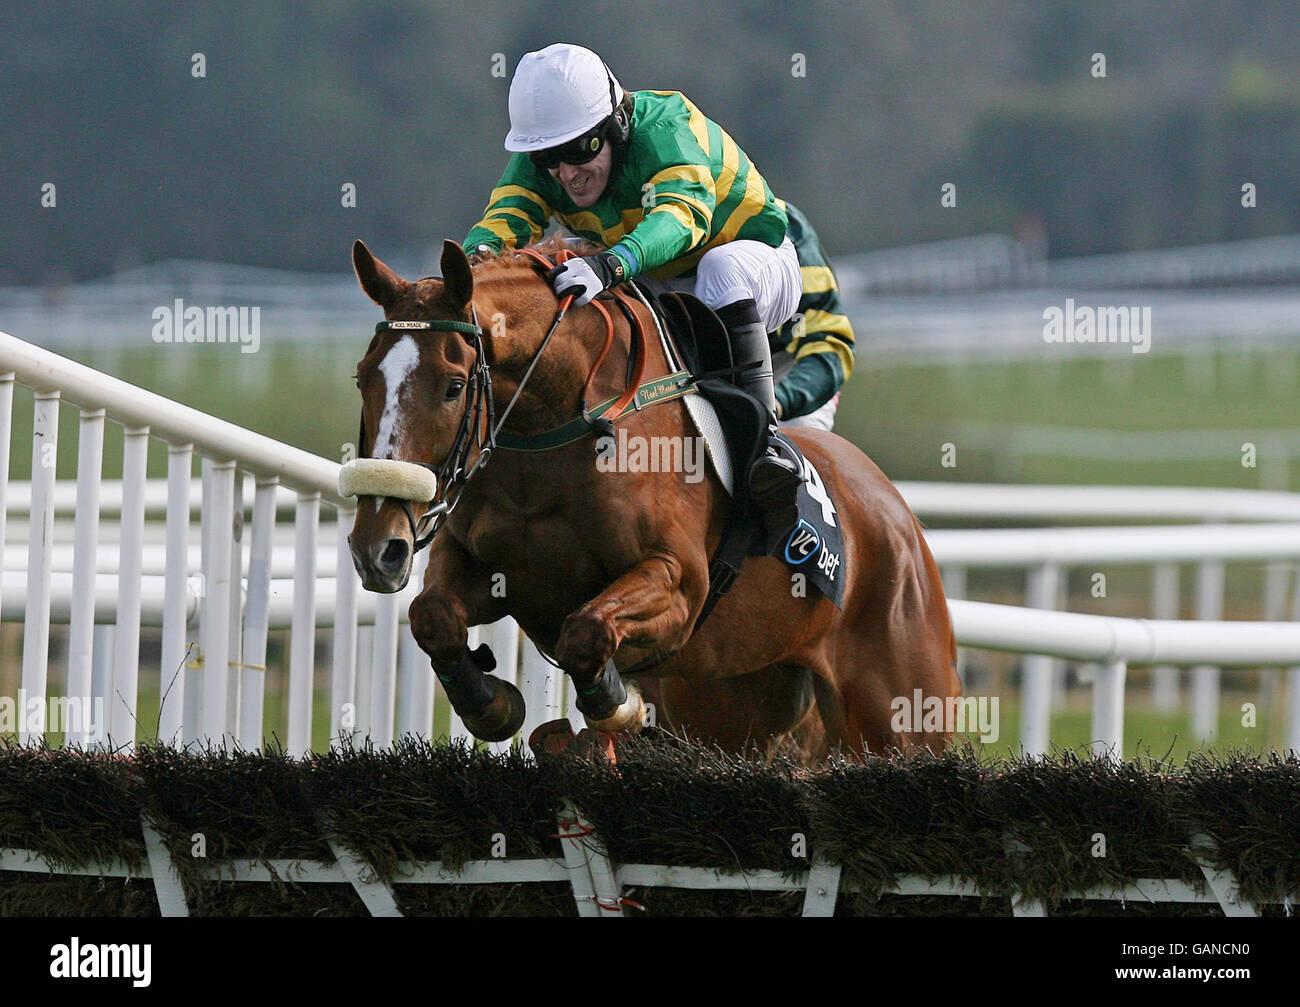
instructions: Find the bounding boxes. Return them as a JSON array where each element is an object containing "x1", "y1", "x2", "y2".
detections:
[{"x1": 379, "y1": 538, "x2": 410, "y2": 571}]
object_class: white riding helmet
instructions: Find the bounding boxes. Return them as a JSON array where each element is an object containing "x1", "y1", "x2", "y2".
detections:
[{"x1": 504, "y1": 43, "x2": 625, "y2": 152}]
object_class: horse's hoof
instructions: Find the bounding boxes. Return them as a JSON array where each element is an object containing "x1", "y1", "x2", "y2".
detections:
[
  {"x1": 528, "y1": 718, "x2": 577, "y2": 758},
  {"x1": 462, "y1": 676, "x2": 526, "y2": 742},
  {"x1": 570, "y1": 728, "x2": 617, "y2": 765},
  {"x1": 583, "y1": 680, "x2": 646, "y2": 735}
]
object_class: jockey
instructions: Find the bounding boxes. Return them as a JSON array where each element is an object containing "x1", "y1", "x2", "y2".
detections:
[
  {"x1": 771, "y1": 200, "x2": 856, "y2": 432},
  {"x1": 463, "y1": 42, "x2": 803, "y2": 529}
]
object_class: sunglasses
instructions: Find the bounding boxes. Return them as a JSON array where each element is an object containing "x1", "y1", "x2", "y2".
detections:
[{"x1": 529, "y1": 126, "x2": 607, "y2": 171}]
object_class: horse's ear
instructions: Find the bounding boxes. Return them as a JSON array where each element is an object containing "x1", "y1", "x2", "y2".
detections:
[
  {"x1": 440, "y1": 239, "x2": 474, "y2": 309},
  {"x1": 352, "y1": 239, "x2": 407, "y2": 310}
]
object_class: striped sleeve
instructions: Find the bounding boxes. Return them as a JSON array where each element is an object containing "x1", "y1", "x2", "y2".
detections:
[
  {"x1": 773, "y1": 208, "x2": 857, "y2": 419},
  {"x1": 777, "y1": 354, "x2": 842, "y2": 420},
  {"x1": 463, "y1": 155, "x2": 554, "y2": 253}
]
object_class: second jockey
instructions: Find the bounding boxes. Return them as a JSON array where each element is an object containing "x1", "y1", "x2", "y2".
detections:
[
  {"x1": 771, "y1": 200, "x2": 856, "y2": 432},
  {"x1": 463, "y1": 42, "x2": 804, "y2": 530}
]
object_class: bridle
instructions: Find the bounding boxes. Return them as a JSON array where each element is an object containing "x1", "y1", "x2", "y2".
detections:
[
  {"x1": 357, "y1": 311, "x2": 498, "y2": 552},
  {"x1": 357, "y1": 248, "x2": 605, "y2": 553}
]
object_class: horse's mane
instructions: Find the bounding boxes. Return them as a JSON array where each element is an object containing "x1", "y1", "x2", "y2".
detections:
[{"x1": 470, "y1": 234, "x2": 605, "y2": 279}]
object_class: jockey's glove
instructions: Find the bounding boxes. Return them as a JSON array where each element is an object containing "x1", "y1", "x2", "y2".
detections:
[{"x1": 546, "y1": 252, "x2": 627, "y2": 307}]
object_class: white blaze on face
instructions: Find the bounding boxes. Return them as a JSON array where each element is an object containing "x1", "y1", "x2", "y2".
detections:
[
  {"x1": 369, "y1": 335, "x2": 422, "y2": 514},
  {"x1": 372, "y1": 333, "x2": 420, "y2": 459}
]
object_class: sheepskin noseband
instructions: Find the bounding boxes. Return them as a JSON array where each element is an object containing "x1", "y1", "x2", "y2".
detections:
[{"x1": 338, "y1": 458, "x2": 438, "y2": 502}]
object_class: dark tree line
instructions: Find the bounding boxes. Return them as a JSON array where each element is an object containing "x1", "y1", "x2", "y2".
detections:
[{"x1": 3, "y1": 0, "x2": 1299, "y2": 283}]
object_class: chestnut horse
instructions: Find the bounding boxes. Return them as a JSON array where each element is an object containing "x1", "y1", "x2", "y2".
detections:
[{"x1": 345, "y1": 237, "x2": 959, "y2": 761}]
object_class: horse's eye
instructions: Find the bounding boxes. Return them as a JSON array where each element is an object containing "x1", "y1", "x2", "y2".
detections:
[{"x1": 445, "y1": 380, "x2": 466, "y2": 401}]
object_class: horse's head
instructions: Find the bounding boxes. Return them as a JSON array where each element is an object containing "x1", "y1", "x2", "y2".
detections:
[{"x1": 345, "y1": 238, "x2": 484, "y2": 592}]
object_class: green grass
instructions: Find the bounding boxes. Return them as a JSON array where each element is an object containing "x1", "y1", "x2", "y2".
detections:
[
  {"x1": 10, "y1": 677, "x2": 457, "y2": 754},
  {"x1": 958, "y1": 693, "x2": 1285, "y2": 764},
  {"x1": 10, "y1": 676, "x2": 1287, "y2": 763},
  {"x1": 840, "y1": 346, "x2": 1300, "y2": 489}
]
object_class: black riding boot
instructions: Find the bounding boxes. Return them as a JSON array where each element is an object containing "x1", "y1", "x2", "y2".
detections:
[{"x1": 716, "y1": 299, "x2": 802, "y2": 534}]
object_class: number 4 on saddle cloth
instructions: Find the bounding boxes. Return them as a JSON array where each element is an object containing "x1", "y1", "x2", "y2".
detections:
[
  {"x1": 650, "y1": 290, "x2": 846, "y2": 618},
  {"x1": 780, "y1": 454, "x2": 845, "y2": 606}
]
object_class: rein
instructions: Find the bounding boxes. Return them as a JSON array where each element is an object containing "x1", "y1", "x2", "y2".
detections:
[
  {"x1": 515, "y1": 246, "x2": 649, "y2": 440},
  {"x1": 359, "y1": 247, "x2": 683, "y2": 552}
]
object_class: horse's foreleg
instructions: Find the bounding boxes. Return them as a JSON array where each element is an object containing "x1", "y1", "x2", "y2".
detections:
[
  {"x1": 407, "y1": 544, "x2": 523, "y2": 742},
  {"x1": 554, "y1": 553, "x2": 697, "y2": 730}
]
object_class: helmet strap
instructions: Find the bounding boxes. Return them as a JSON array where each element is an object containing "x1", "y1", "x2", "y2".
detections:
[{"x1": 601, "y1": 60, "x2": 631, "y2": 147}]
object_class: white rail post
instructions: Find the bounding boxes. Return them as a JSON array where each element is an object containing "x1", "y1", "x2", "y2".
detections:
[
  {"x1": 1150, "y1": 562, "x2": 1179, "y2": 712},
  {"x1": 1049, "y1": 569, "x2": 1068, "y2": 711},
  {"x1": 1191, "y1": 560, "x2": 1225, "y2": 740},
  {"x1": 186, "y1": 458, "x2": 213, "y2": 747},
  {"x1": 371, "y1": 591, "x2": 400, "y2": 748},
  {"x1": 397, "y1": 549, "x2": 432, "y2": 742},
  {"x1": 519, "y1": 638, "x2": 558, "y2": 744},
  {"x1": 1259, "y1": 560, "x2": 1289, "y2": 727},
  {"x1": 158, "y1": 443, "x2": 192, "y2": 746},
  {"x1": 396, "y1": 629, "x2": 428, "y2": 741},
  {"x1": 225, "y1": 473, "x2": 245, "y2": 741},
  {"x1": 90, "y1": 624, "x2": 113, "y2": 749},
  {"x1": 0, "y1": 373, "x2": 13, "y2": 627},
  {"x1": 199, "y1": 459, "x2": 236, "y2": 749},
  {"x1": 109, "y1": 424, "x2": 149, "y2": 752},
  {"x1": 483, "y1": 621, "x2": 517, "y2": 758},
  {"x1": 67, "y1": 408, "x2": 105, "y2": 748},
  {"x1": 487, "y1": 617, "x2": 521, "y2": 686},
  {"x1": 330, "y1": 506, "x2": 359, "y2": 747},
  {"x1": 21, "y1": 391, "x2": 59, "y2": 745},
  {"x1": 1288, "y1": 582, "x2": 1300, "y2": 754},
  {"x1": 1019, "y1": 562, "x2": 1059, "y2": 756},
  {"x1": 288, "y1": 491, "x2": 320, "y2": 757},
  {"x1": 486, "y1": 616, "x2": 522, "y2": 753},
  {"x1": 354, "y1": 624, "x2": 374, "y2": 742},
  {"x1": 239, "y1": 476, "x2": 277, "y2": 750},
  {"x1": 564, "y1": 673, "x2": 584, "y2": 733},
  {"x1": 941, "y1": 565, "x2": 968, "y2": 684},
  {"x1": 1091, "y1": 660, "x2": 1126, "y2": 759}
]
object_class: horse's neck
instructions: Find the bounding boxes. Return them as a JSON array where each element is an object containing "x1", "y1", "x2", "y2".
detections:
[{"x1": 489, "y1": 296, "x2": 653, "y2": 434}]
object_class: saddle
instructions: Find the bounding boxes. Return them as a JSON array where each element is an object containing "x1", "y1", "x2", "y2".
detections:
[{"x1": 633, "y1": 287, "x2": 846, "y2": 635}]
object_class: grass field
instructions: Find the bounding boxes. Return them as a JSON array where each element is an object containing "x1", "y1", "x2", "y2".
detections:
[
  {"x1": 958, "y1": 693, "x2": 1284, "y2": 763},
  {"x1": 6, "y1": 687, "x2": 1278, "y2": 766},
  {"x1": 841, "y1": 346, "x2": 1300, "y2": 490}
]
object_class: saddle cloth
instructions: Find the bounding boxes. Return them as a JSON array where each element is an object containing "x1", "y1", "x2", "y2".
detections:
[{"x1": 628, "y1": 284, "x2": 845, "y2": 610}]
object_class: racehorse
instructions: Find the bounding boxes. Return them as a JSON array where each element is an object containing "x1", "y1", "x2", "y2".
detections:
[{"x1": 343, "y1": 236, "x2": 959, "y2": 761}]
